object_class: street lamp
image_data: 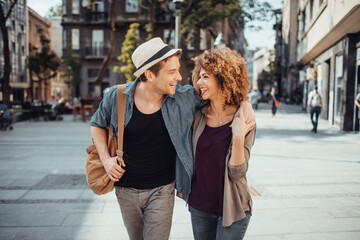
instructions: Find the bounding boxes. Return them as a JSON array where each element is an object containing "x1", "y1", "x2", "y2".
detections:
[{"x1": 173, "y1": 0, "x2": 184, "y2": 49}]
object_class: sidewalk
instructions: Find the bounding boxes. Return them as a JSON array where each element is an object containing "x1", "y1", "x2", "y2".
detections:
[{"x1": 0, "y1": 103, "x2": 359, "y2": 240}]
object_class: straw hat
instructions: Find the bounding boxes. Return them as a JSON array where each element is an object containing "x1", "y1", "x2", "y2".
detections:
[{"x1": 132, "y1": 37, "x2": 182, "y2": 77}]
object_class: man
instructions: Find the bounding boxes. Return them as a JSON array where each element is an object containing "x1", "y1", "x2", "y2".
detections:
[
  {"x1": 355, "y1": 86, "x2": 360, "y2": 130},
  {"x1": 307, "y1": 85, "x2": 322, "y2": 133},
  {"x1": 90, "y1": 37, "x2": 254, "y2": 240}
]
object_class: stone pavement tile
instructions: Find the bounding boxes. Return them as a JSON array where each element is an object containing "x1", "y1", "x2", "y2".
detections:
[
  {"x1": 78, "y1": 189, "x2": 117, "y2": 201},
  {"x1": 340, "y1": 183, "x2": 360, "y2": 194},
  {"x1": 0, "y1": 204, "x2": 42, "y2": 214},
  {"x1": 328, "y1": 206, "x2": 360, "y2": 218},
  {"x1": 9, "y1": 178, "x2": 42, "y2": 188},
  {"x1": 246, "y1": 236, "x2": 284, "y2": 240},
  {"x1": 21, "y1": 190, "x2": 83, "y2": 200},
  {"x1": 0, "y1": 227, "x2": 22, "y2": 240},
  {"x1": 14, "y1": 226, "x2": 96, "y2": 240},
  {"x1": 281, "y1": 197, "x2": 360, "y2": 208},
  {"x1": 284, "y1": 232, "x2": 360, "y2": 240},
  {"x1": 247, "y1": 218, "x2": 360, "y2": 235},
  {"x1": 62, "y1": 213, "x2": 124, "y2": 226},
  {"x1": 173, "y1": 199, "x2": 190, "y2": 224},
  {"x1": 252, "y1": 208, "x2": 333, "y2": 220},
  {"x1": 90, "y1": 226, "x2": 129, "y2": 240},
  {"x1": 169, "y1": 222, "x2": 193, "y2": 239},
  {"x1": 264, "y1": 185, "x2": 348, "y2": 196},
  {"x1": 252, "y1": 198, "x2": 287, "y2": 209},
  {"x1": 0, "y1": 178, "x2": 15, "y2": 187},
  {"x1": 103, "y1": 202, "x2": 121, "y2": 213},
  {"x1": 0, "y1": 213, "x2": 67, "y2": 227},
  {"x1": 39, "y1": 203, "x2": 106, "y2": 213},
  {"x1": 0, "y1": 190, "x2": 27, "y2": 200}
]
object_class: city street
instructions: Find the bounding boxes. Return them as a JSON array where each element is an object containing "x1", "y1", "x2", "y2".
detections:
[{"x1": 0, "y1": 103, "x2": 359, "y2": 240}]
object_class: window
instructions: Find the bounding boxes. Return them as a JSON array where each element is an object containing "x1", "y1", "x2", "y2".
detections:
[
  {"x1": 126, "y1": 0, "x2": 138, "y2": 13},
  {"x1": 334, "y1": 55, "x2": 343, "y2": 123},
  {"x1": 63, "y1": 29, "x2": 67, "y2": 48},
  {"x1": 72, "y1": 0, "x2": 79, "y2": 14},
  {"x1": 93, "y1": 1, "x2": 104, "y2": 12},
  {"x1": 310, "y1": 0, "x2": 314, "y2": 20},
  {"x1": 187, "y1": 32, "x2": 195, "y2": 51},
  {"x1": 88, "y1": 68, "x2": 109, "y2": 78},
  {"x1": 63, "y1": 0, "x2": 67, "y2": 14},
  {"x1": 163, "y1": 29, "x2": 175, "y2": 47},
  {"x1": 71, "y1": 29, "x2": 80, "y2": 50},
  {"x1": 92, "y1": 30, "x2": 104, "y2": 56},
  {"x1": 200, "y1": 29, "x2": 207, "y2": 50}
]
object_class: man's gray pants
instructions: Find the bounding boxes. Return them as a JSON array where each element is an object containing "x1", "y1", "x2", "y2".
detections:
[{"x1": 115, "y1": 182, "x2": 175, "y2": 240}]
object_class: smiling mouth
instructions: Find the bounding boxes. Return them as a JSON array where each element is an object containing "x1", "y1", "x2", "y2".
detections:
[{"x1": 200, "y1": 88, "x2": 208, "y2": 95}]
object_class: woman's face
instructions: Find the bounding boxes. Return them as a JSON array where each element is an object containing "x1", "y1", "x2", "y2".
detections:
[{"x1": 197, "y1": 68, "x2": 220, "y2": 101}]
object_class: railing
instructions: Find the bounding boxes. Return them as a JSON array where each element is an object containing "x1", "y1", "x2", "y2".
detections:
[
  {"x1": 83, "y1": 43, "x2": 108, "y2": 58},
  {"x1": 84, "y1": 11, "x2": 108, "y2": 22}
]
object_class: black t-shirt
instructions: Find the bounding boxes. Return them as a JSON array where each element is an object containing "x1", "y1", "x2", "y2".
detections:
[{"x1": 115, "y1": 103, "x2": 176, "y2": 189}]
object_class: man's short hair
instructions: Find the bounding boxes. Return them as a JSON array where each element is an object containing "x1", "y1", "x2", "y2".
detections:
[{"x1": 139, "y1": 51, "x2": 182, "y2": 82}]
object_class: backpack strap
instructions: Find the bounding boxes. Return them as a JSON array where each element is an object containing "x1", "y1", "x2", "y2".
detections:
[{"x1": 116, "y1": 84, "x2": 127, "y2": 159}]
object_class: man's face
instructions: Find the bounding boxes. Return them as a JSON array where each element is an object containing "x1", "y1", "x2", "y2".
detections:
[{"x1": 151, "y1": 56, "x2": 182, "y2": 96}]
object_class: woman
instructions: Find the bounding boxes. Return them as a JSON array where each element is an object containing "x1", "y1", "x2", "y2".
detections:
[
  {"x1": 270, "y1": 87, "x2": 278, "y2": 117},
  {"x1": 188, "y1": 48, "x2": 256, "y2": 240}
]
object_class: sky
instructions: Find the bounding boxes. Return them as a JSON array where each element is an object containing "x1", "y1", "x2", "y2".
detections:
[{"x1": 27, "y1": 0, "x2": 283, "y2": 50}]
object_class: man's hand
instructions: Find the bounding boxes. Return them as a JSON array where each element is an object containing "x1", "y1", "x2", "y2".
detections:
[{"x1": 103, "y1": 156, "x2": 126, "y2": 181}]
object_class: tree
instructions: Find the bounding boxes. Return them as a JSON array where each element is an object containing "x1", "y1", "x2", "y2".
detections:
[
  {"x1": 62, "y1": 47, "x2": 82, "y2": 97},
  {"x1": 92, "y1": 0, "x2": 116, "y2": 96},
  {"x1": 28, "y1": 29, "x2": 60, "y2": 101},
  {"x1": 114, "y1": 23, "x2": 141, "y2": 82},
  {"x1": 46, "y1": 3, "x2": 63, "y2": 18},
  {"x1": 181, "y1": 0, "x2": 273, "y2": 41},
  {"x1": 0, "y1": 0, "x2": 18, "y2": 104}
]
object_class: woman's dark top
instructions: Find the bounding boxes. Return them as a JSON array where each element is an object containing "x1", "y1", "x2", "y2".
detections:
[{"x1": 188, "y1": 121, "x2": 232, "y2": 214}]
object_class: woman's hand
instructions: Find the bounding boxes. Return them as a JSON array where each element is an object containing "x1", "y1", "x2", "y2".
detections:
[{"x1": 231, "y1": 106, "x2": 256, "y2": 140}]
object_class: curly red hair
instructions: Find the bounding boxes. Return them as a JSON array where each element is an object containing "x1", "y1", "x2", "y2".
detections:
[{"x1": 192, "y1": 48, "x2": 250, "y2": 106}]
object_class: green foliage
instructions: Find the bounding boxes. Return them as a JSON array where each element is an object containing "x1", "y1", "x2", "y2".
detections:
[
  {"x1": 115, "y1": 23, "x2": 141, "y2": 82},
  {"x1": 62, "y1": 47, "x2": 82, "y2": 87},
  {"x1": 181, "y1": 0, "x2": 273, "y2": 34},
  {"x1": 46, "y1": 3, "x2": 62, "y2": 17},
  {"x1": 28, "y1": 30, "x2": 60, "y2": 82}
]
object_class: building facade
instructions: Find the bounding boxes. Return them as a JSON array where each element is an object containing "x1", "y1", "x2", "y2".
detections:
[
  {"x1": 296, "y1": 0, "x2": 360, "y2": 131},
  {"x1": 61, "y1": 0, "x2": 247, "y2": 97},
  {"x1": 0, "y1": 0, "x2": 28, "y2": 102},
  {"x1": 278, "y1": 0, "x2": 360, "y2": 131}
]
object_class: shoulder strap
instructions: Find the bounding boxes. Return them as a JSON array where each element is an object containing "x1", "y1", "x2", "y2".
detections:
[{"x1": 116, "y1": 84, "x2": 127, "y2": 154}]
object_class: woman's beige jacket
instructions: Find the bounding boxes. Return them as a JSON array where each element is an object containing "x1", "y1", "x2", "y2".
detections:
[{"x1": 192, "y1": 106, "x2": 256, "y2": 227}]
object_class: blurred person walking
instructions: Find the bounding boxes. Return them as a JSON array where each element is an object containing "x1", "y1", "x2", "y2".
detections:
[
  {"x1": 307, "y1": 85, "x2": 322, "y2": 133},
  {"x1": 269, "y1": 87, "x2": 279, "y2": 117},
  {"x1": 355, "y1": 86, "x2": 360, "y2": 130},
  {"x1": 188, "y1": 48, "x2": 256, "y2": 240}
]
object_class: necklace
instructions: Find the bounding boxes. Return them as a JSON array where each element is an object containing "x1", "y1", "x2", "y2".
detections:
[{"x1": 219, "y1": 121, "x2": 223, "y2": 125}]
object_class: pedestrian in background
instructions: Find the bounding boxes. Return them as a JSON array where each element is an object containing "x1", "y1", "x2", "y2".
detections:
[
  {"x1": 188, "y1": 48, "x2": 256, "y2": 240},
  {"x1": 269, "y1": 87, "x2": 278, "y2": 117},
  {"x1": 355, "y1": 86, "x2": 360, "y2": 130},
  {"x1": 307, "y1": 85, "x2": 322, "y2": 133}
]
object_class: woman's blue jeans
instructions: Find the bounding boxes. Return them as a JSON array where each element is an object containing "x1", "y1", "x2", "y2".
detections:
[{"x1": 189, "y1": 206, "x2": 251, "y2": 240}]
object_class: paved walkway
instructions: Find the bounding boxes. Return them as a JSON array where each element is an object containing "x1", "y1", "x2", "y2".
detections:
[{"x1": 0, "y1": 103, "x2": 359, "y2": 240}]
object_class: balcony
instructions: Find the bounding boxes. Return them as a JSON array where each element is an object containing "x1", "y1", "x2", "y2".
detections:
[
  {"x1": 83, "y1": 43, "x2": 108, "y2": 58},
  {"x1": 84, "y1": 11, "x2": 108, "y2": 22}
]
